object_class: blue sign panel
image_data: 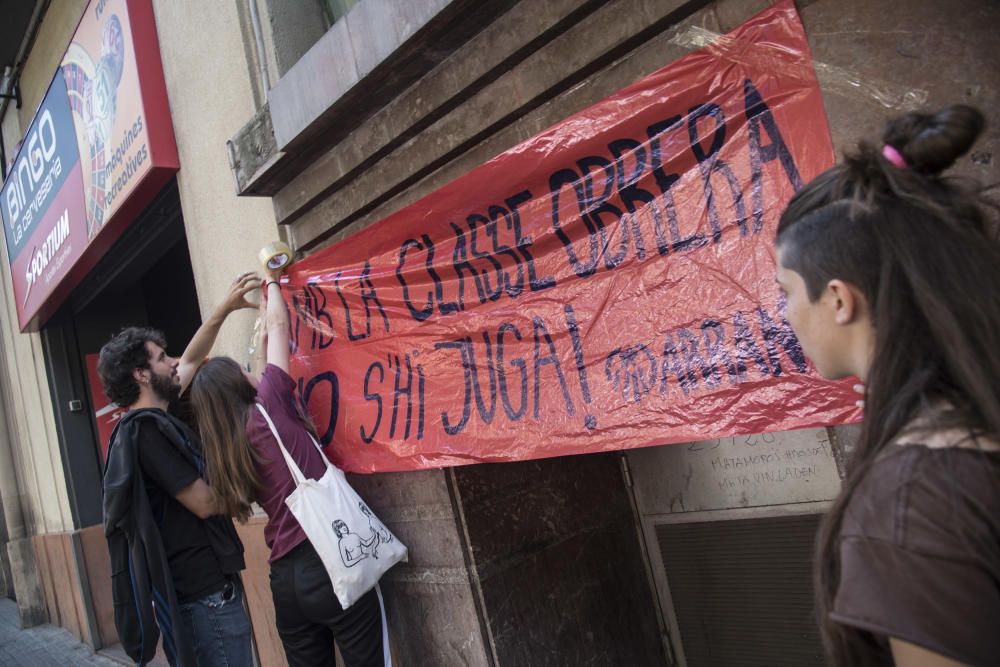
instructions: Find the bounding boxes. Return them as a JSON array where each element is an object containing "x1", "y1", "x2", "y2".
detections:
[{"x1": 1, "y1": 73, "x2": 83, "y2": 262}]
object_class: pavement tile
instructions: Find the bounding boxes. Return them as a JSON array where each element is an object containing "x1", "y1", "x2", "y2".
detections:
[{"x1": 0, "y1": 598, "x2": 119, "y2": 666}]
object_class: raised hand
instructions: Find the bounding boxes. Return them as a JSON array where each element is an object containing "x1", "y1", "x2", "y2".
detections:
[{"x1": 223, "y1": 271, "x2": 262, "y2": 312}]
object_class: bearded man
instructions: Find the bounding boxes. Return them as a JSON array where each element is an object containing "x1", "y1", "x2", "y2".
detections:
[{"x1": 98, "y1": 272, "x2": 258, "y2": 666}]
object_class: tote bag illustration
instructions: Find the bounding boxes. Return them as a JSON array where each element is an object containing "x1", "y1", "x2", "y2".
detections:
[{"x1": 256, "y1": 404, "x2": 408, "y2": 608}]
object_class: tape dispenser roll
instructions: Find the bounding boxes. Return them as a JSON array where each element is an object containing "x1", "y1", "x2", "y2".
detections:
[{"x1": 259, "y1": 242, "x2": 293, "y2": 271}]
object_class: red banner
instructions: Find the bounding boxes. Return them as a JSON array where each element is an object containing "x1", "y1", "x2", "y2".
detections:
[{"x1": 283, "y1": 0, "x2": 859, "y2": 473}]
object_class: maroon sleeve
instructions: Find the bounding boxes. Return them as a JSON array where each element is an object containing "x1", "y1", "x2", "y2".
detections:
[{"x1": 257, "y1": 364, "x2": 298, "y2": 417}]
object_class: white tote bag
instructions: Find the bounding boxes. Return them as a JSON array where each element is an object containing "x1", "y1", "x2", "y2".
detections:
[{"x1": 256, "y1": 404, "x2": 407, "y2": 608}]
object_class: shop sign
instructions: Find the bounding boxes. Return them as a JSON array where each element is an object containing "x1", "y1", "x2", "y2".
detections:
[{"x1": 1, "y1": 0, "x2": 178, "y2": 331}]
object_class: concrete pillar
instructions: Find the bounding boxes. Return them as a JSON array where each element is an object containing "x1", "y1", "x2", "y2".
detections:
[
  {"x1": 0, "y1": 491, "x2": 11, "y2": 599},
  {"x1": 0, "y1": 347, "x2": 46, "y2": 627},
  {"x1": 5, "y1": 539, "x2": 47, "y2": 627}
]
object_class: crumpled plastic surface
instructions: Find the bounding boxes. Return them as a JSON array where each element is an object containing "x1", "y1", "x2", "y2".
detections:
[{"x1": 282, "y1": 0, "x2": 860, "y2": 473}]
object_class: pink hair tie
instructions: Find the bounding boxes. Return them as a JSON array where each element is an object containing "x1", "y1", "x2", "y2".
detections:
[{"x1": 882, "y1": 144, "x2": 908, "y2": 169}]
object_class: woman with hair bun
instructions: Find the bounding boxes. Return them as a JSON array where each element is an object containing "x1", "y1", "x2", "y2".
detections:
[{"x1": 775, "y1": 105, "x2": 1000, "y2": 666}]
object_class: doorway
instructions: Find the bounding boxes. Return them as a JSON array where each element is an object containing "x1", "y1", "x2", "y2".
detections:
[
  {"x1": 624, "y1": 428, "x2": 842, "y2": 666},
  {"x1": 41, "y1": 180, "x2": 201, "y2": 528}
]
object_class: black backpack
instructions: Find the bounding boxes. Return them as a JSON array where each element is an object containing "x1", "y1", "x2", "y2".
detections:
[{"x1": 103, "y1": 409, "x2": 196, "y2": 666}]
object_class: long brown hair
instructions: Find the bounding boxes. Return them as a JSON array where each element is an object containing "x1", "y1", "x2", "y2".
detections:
[
  {"x1": 190, "y1": 357, "x2": 262, "y2": 522},
  {"x1": 776, "y1": 105, "x2": 1000, "y2": 664}
]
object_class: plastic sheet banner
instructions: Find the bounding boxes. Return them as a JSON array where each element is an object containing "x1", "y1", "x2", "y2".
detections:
[{"x1": 283, "y1": 0, "x2": 860, "y2": 473}]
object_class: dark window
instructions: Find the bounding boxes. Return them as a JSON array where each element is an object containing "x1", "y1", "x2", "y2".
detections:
[
  {"x1": 320, "y1": 0, "x2": 359, "y2": 25},
  {"x1": 656, "y1": 513, "x2": 825, "y2": 666}
]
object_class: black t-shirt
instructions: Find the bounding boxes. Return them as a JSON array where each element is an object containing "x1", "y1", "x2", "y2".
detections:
[{"x1": 136, "y1": 418, "x2": 231, "y2": 603}]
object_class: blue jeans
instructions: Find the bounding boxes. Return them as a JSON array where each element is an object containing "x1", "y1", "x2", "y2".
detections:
[{"x1": 180, "y1": 581, "x2": 254, "y2": 666}]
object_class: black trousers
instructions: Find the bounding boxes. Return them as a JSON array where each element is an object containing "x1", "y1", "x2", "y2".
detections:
[{"x1": 270, "y1": 540, "x2": 389, "y2": 667}]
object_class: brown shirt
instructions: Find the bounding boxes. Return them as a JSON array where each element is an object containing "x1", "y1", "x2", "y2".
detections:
[{"x1": 832, "y1": 436, "x2": 1000, "y2": 666}]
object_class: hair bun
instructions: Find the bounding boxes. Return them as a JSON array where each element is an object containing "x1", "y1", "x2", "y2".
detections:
[{"x1": 882, "y1": 105, "x2": 984, "y2": 174}]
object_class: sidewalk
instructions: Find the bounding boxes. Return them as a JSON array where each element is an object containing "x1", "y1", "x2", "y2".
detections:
[{"x1": 0, "y1": 598, "x2": 120, "y2": 666}]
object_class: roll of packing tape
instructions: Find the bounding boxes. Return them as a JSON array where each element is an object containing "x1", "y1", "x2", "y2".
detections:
[{"x1": 259, "y1": 242, "x2": 293, "y2": 271}]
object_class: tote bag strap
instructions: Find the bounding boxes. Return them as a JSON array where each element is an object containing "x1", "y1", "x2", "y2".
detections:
[
  {"x1": 303, "y1": 432, "x2": 336, "y2": 473},
  {"x1": 255, "y1": 403, "x2": 307, "y2": 484},
  {"x1": 254, "y1": 404, "x2": 336, "y2": 484}
]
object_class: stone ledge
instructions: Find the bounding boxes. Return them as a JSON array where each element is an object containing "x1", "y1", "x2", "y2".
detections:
[
  {"x1": 286, "y1": 0, "x2": 713, "y2": 252},
  {"x1": 230, "y1": 0, "x2": 519, "y2": 196},
  {"x1": 270, "y1": 0, "x2": 612, "y2": 227}
]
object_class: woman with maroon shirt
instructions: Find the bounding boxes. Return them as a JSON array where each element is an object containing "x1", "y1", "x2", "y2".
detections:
[
  {"x1": 190, "y1": 267, "x2": 391, "y2": 667},
  {"x1": 775, "y1": 105, "x2": 1000, "y2": 666}
]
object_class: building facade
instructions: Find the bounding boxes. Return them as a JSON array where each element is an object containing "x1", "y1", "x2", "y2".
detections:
[{"x1": 0, "y1": 0, "x2": 996, "y2": 665}]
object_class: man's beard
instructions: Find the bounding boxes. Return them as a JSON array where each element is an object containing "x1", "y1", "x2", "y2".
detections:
[{"x1": 149, "y1": 370, "x2": 180, "y2": 403}]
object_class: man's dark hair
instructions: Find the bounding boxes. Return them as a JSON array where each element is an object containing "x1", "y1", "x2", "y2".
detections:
[{"x1": 97, "y1": 327, "x2": 167, "y2": 407}]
